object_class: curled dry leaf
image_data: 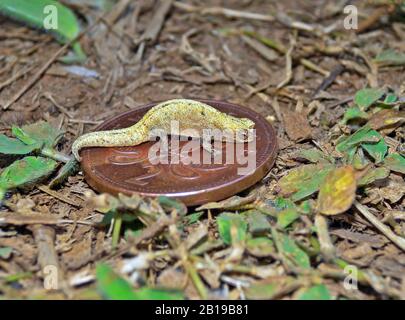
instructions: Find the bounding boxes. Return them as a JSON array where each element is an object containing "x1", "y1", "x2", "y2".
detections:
[{"x1": 317, "y1": 165, "x2": 357, "y2": 215}]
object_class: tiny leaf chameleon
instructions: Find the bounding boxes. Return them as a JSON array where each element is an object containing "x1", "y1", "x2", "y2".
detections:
[{"x1": 72, "y1": 99, "x2": 255, "y2": 161}]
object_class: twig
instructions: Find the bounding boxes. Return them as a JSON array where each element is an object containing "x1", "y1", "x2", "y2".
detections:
[
  {"x1": 27, "y1": 225, "x2": 63, "y2": 289},
  {"x1": 0, "y1": 65, "x2": 35, "y2": 92},
  {"x1": 173, "y1": 2, "x2": 274, "y2": 22},
  {"x1": 136, "y1": 0, "x2": 173, "y2": 44},
  {"x1": 105, "y1": 0, "x2": 132, "y2": 25},
  {"x1": 277, "y1": 38, "x2": 295, "y2": 89},
  {"x1": 354, "y1": 201, "x2": 405, "y2": 251},
  {"x1": 37, "y1": 185, "x2": 81, "y2": 208}
]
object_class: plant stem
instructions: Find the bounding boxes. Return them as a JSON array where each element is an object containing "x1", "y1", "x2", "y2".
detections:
[
  {"x1": 314, "y1": 214, "x2": 336, "y2": 262},
  {"x1": 112, "y1": 214, "x2": 123, "y2": 248},
  {"x1": 183, "y1": 258, "x2": 208, "y2": 299},
  {"x1": 354, "y1": 201, "x2": 405, "y2": 251},
  {"x1": 41, "y1": 147, "x2": 72, "y2": 163}
]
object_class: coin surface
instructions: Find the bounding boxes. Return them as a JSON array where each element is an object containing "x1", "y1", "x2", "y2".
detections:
[{"x1": 81, "y1": 99, "x2": 278, "y2": 206}]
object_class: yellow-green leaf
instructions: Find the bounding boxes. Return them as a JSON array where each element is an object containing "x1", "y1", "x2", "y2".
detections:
[
  {"x1": 317, "y1": 166, "x2": 357, "y2": 215},
  {"x1": 278, "y1": 164, "x2": 334, "y2": 202}
]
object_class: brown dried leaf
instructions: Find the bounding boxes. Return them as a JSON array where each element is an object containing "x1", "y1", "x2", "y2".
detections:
[
  {"x1": 282, "y1": 109, "x2": 312, "y2": 141},
  {"x1": 317, "y1": 166, "x2": 357, "y2": 215},
  {"x1": 367, "y1": 109, "x2": 405, "y2": 130}
]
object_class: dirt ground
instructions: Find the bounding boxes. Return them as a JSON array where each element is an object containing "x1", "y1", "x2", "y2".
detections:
[{"x1": 0, "y1": 0, "x2": 404, "y2": 300}]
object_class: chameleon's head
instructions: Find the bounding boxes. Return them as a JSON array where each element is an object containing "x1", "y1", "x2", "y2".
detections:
[{"x1": 220, "y1": 115, "x2": 256, "y2": 142}]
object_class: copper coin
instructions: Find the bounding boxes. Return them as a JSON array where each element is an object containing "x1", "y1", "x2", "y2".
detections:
[{"x1": 81, "y1": 99, "x2": 278, "y2": 206}]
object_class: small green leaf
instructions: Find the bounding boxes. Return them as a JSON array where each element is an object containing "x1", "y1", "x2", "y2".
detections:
[
  {"x1": 272, "y1": 228, "x2": 310, "y2": 269},
  {"x1": 278, "y1": 164, "x2": 334, "y2": 202},
  {"x1": 158, "y1": 196, "x2": 187, "y2": 216},
  {"x1": 245, "y1": 276, "x2": 297, "y2": 300},
  {"x1": 358, "y1": 167, "x2": 390, "y2": 186},
  {"x1": 354, "y1": 88, "x2": 384, "y2": 110},
  {"x1": 336, "y1": 125, "x2": 387, "y2": 163},
  {"x1": 246, "y1": 237, "x2": 274, "y2": 257},
  {"x1": 0, "y1": 247, "x2": 12, "y2": 259},
  {"x1": 297, "y1": 284, "x2": 332, "y2": 300},
  {"x1": 336, "y1": 126, "x2": 374, "y2": 153},
  {"x1": 374, "y1": 49, "x2": 405, "y2": 66},
  {"x1": 274, "y1": 197, "x2": 295, "y2": 210},
  {"x1": 96, "y1": 264, "x2": 183, "y2": 300},
  {"x1": 360, "y1": 130, "x2": 387, "y2": 163},
  {"x1": 181, "y1": 212, "x2": 204, "y2": 226},
  {"x1": 383, "y1": 93, "x2": 397, "y2": 104},
  {"x1": 0, "y1": 156, "x2": 58, "y2": 193},
  {"x1": 341, "y1": 106, "x2": 369, "y2": 124},
  {"x1": 13, "y1": 121, "x2": 64, "y2": 148},
  {"x1": 246, "y1": 210, "x2": 271, "y2": 235},
  {"x1": 0, "y1": 134, "x2": 38, "y2": 155},
  {"x1": 96, "y1": 264, "x2": 138, "y2": 300},
  {"x1": 217, "y1": 213, "x2": 248, "y2": 245},
  {"x1": 384, "y1": 153, "x2": 405, "y2": 174},
  {"x1": 134, "y1": 287, "x2": 184, "y2": 300},
  {"x1": 277, "y1": 208, "x2": 300, "y2": 229},
  {"x1": 297, "y1": 148, "x2": 335, "y2": 164}
]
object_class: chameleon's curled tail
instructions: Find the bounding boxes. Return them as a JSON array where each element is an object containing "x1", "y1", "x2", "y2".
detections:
[{"x1": 71, "y1": 127, "x2": 146, "y2": 161}]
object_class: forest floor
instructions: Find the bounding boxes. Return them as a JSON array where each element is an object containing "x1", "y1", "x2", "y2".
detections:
[{"x1": 0, "y1": 0, "x2": 404, "y2": 300}]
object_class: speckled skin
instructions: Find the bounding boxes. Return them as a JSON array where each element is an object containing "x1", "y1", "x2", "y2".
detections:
[{"x1": 71, "y1": 99, "x2": 255, "y2": 161}]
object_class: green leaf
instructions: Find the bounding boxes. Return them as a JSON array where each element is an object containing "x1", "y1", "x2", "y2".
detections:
[
  {"x1": 341, "y1": 106, "x2": 369, "y2": 124},
  {"x1": 246, "y1": 237, "x2": 274, "y2": 257},
  {"x1": 96, "y1": 264, "x2": 139, "y2": 300},
  {"x1": 217, "y1": 213, "x2": 248, "y2": 245},
  {"x1": 336, "y1": 125, "x2": 387, "y2": 163},
  {"x1": 0, "y1": 156, "x2": 58, "y2": 194},
  {"x1": 13, "y1": 121, "x2": 64, "y2": 148},
  {"x1": 158, "y1": 196, "x2": 187, "y2": 216},
  {"x1": 0, "y1": 247, "x2": 12, "y2": 259},
  {"x1": 360, "y1": 130, "x2": 387, "y2": 163},
  {"x1": 278, "y1": 164, "x2": 334, "y2": 202},
  {"x1": 246, "y1": 210, "x2": 271, "y2": 235},
  {"x1": 336, "y1": 126, "x2": 374, "y2": 153},
  {"x1": 0, "y1": 134, "x2": 38, "y2": 155},
  {"x1": 277, "y1": 208, "x2": 300, "y2": 228},
  {"x1": 96, "y1": 264, "x2": 183, "y2": 300},
  {"x1": 358, "y1": 167, "x2": 390, "y2": 186},
  {"x1": 274, "y1": 197, "x2": 295, "y2": 210},
  {"x1": 245, "y1": 276, "x2": 297, "y2": 300},
  {"x1": 181, "y1": 211, "x2": 204, "y2": 226},
  {"x1": 354, "y1": 88, "x2": 384, "y2": 110},
  {"x1": 0, "y1": 0, "x2": 86, "y2": 61},
  {"x1": 383, "y1": 93, "x2": 397, "y2": 104},
  {"x1": 297, "y1": 284, "x2": 332, "y2": 300},
  {"x1": 134, "y1": 287, "x2": 184, "y2": 300},
  {"x1": 297, "y1": 148, "x2": 334, "y2": 164},
  {"x1": 374, "y1": 49, "x2": 405, "y2": 66},
  {"x1": 384, "y1": 153, "x2": 405, "y2": 174},
  {"x1": 272, "y1": 228, "x2": 310, "y2": 269}
]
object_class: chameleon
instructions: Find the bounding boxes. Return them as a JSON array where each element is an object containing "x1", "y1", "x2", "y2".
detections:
[{"x1": 72, "y1": 99, "x2": 255, "y2": 161}]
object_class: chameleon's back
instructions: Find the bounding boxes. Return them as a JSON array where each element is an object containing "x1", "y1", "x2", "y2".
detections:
[{"x1": 143, "y1": 99, "x2": 225, "y2": 133}]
